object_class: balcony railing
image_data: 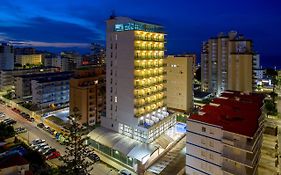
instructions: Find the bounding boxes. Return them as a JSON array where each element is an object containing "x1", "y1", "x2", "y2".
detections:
[
  {"x1": 222, "y1": 149, "x2": 260, "y2": 168},
  {"x1": 134, "y1": 96, "x2": 166, "y2": 108},
  {"x1": 135, "y1": 46, "x2": 165, "y2": 51},
  {"x1": 135, "y1": 55, "x2": 164, "y2": 60},
  {"x1": 135, "y1": 104, "x2": 165, "y2": 118},
  {"x1": 134, "y1": 80, "x2": 167, "y2": 89},
  {"x1": 135, "y1": 64, "x2": 166, "y2": 70},
  {"x1": 222, "y1": 160, "x2": 257, "y2": 175},
  {"x1": 135, "y1": 88, "x2": 167, "y2": 99},
  {"x1": 135, "y1": 36, "x2": 165, "y2": 42},
  {"x1": 134, "y1": 72, "x2": 166, "y2": 79}
]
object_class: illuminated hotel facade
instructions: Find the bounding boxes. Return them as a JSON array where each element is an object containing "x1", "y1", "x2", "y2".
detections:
[{"x1": 101, "y1": 16, "x2": 175, "y2": 143}]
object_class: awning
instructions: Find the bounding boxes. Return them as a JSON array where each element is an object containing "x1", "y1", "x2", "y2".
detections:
[
  {"x1": 88, "y1": 127, "x2": 159, "y2": 163},
  {"x1": 127, "y1": 144, "x2": 158, "y2": 162},
  {"x1": 154, "y1": 133, "x2": 174, "y2": 149}
]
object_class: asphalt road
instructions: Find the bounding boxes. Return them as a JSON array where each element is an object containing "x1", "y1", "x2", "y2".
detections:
[{"x1": 0, "y1": 104, "x2": 118, "y2": 175}]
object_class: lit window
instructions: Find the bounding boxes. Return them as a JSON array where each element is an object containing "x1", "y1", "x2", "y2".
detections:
[{"x1": 114, "y1": 96, "x2": 117, "y2": 103}]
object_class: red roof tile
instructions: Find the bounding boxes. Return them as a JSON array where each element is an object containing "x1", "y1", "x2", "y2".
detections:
[{"x1": 189, "y1": 91, "x2": 264, "y2": 137}]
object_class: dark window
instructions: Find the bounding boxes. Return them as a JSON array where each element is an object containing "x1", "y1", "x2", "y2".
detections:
[{"x1": 202, "y1": 127, "x2": 206, "y2": 132}]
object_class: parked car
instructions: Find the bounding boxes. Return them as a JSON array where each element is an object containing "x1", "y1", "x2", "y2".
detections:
[
  {"x1": 38, "y1": 146, "x2": 51, "y2": 153},
  {"x1": 118, "y1": 169, "x2": 132, "y2": 175},
  {"x1": 0, "y1": 112, "x2": 5, "y2": 118},
  {"x1": 32, "y1": 143, "x2": 48, "y2": 150},
  {"x1": 43, "y1": 148, "x2": 56, "y2": 156},
  {"x1": 88, "y1": 153, "x2": 100, "y2": 162},
  {"x1": 2, "y1": 118, "x2": 16, "y2": 125},
  {"x1": 15, "y1": 127, "x2": 27, "y2": 134},
  {"x1": 45, "y1": 151, "x2": 61, "y2": 160},
  {"x1": 26, "y1": 117, "x2": 35, "y2": 122},
  {"x1": 31, "y1": 139, "x2": 45, "y2": 145},
  {"x1": 37, "y1": 123, "x2": 45, "y2": 128}
]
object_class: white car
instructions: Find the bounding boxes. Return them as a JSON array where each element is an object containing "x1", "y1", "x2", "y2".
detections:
[
  {"x1": 31, "y1": 139, "x2": 45, "y2": 145},
  {"x1": 0, "y1": 112, "x2": 5, "y2": 118},
  {"x1": 38, "y1": 146, "x2": 51, "y2": 153},
  {"x1": 33, "y1": 143, "x2": 48, "y2": 150}
]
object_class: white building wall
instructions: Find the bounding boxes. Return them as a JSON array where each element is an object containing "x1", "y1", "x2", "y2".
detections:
[{"x1": 186, "y1": 119, "x2": 223, "y2": 175}]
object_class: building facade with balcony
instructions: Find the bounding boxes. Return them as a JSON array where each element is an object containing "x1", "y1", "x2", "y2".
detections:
[
  {"x1": 31, "y1": 73, "x2": 73, "y2": 108},
  {"x1": 69, "y1": 66, "x2": 105, "y2": 126},
  {"x1": 165, "y1": 55, "x2": 194, "y2": 113},
  {"x1": 201, "y1": 31, "x2": 254, "y2": 95},
  {"x1": 186, "y1": 91, "x2": 264, "y2": 175},
  {"x1": 101, "y1": 16, "x2": 175, "y2": 144},
  {"x1": 0, "y1": 67, "x2": 59, "y2": 89},
  {"x1": 15, "y1": 71, "x2": 72, "y2": 99},
  {"x1": 15, "y1": 54, "x2": 42, "y2": 66}
]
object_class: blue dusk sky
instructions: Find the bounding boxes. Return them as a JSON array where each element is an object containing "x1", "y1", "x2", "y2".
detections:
[{"x1": 0, "y1": 0, "x2": 281, "y2": 68}]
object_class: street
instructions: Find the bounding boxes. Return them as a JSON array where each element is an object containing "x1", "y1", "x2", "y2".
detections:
[{"x1": 0, "y1": 104, "x2": 118, "y2": 175}]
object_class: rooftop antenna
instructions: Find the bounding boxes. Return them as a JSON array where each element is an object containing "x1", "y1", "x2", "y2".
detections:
[{"x1": 109, "y1": 10, "x2": 116, "y2": 19}]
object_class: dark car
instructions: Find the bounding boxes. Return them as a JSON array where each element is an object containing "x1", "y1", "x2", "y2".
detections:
[
  {"x1": 37, "y1": 123, "x2": 45, "y2": 128},
  {"x1": 88, "y1": 153, "x2": 100, "y2": 162},
  {"x1": 3, "y1": 119, "x2": 17, "y2": 125},
  {"x1": 27, "y1": 117, "x2": 35, "y2": 122}
]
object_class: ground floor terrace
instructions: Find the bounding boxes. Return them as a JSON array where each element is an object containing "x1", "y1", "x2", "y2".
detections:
[{"x1": 87, "y1": 122, "x2": 186, "y2": 174}]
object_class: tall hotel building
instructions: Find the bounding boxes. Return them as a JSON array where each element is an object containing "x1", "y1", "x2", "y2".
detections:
[
  {"x1": 186, "y1": 91, "x2": 264, "y2": 175},
  {"x1": 201, "y1": 31, "x2": 253, "y2": 95},
  {"x1": 101, "y1": 16, "x2": 175, "y2": 143}
]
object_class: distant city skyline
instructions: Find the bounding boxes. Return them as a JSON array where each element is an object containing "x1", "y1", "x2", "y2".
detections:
[{"x1": 0, "y1": 0, "x2": 281, "y2": 68}]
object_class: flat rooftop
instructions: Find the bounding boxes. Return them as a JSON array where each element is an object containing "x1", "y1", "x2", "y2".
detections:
[{"x1": 189, "y1": 91, "x2": 265, "y2": 137}]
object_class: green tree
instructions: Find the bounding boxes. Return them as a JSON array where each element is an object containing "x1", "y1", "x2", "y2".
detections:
[{"x1": 60, "y1": 108, "x2": 93, "y2": 175}]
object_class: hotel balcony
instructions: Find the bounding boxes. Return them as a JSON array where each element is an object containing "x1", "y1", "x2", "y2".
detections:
[
  {"x1": 134, "y1": 34, "x2": 165, "y2": 42},
  {"x1": 135, "y1": 46, "x2": 165, "y2": 51},
  {"x1": 134, "y1": 96, "x2": 166, "y2": 108},
  {"x1": 135, "y1": 55, "x2": 164, "y2": 60},
  {"x1": 135, "y1": 63, "x2": 166, "y2": 70},
  {"x1": 134, "y1": 88, "x2": 166, "y2": 99},
  {"x1": 134, "y1": 80, "x2": 167, "y2": 89},
  {"x1": 134, "y1": 72, "x2": 166, "y2": 79},
  {"x1": 134, "y1": 102, "x2": 165, "y2": 118}
]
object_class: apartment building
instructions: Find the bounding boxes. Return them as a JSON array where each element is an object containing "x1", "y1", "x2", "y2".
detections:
[
  {"x1": 0, "y1": 43, "x2": 14, "y2": 70},
  {"x1": 165, "y1": 55, "x2": 194, "y2": 113},
  {"x1": 201, "y1": 31, "x2": 254, "y2": 95},
  {"x1": 15, "y1": 54, "x2": 42, "y2": 66},
  {"x1": 0, "y1": 67, "x2": 59, "y2": 89},
  {"x1": 186, "y1": 91, "x2": 265, "y2": 175},
  {"x1": 31, "y1": 73, "x2": 73, "y2": 108},
  {"x1": 15, "y1": 71, "x2": 72, "y2": 99},
  {"x1": 69, "y1": 66, "x2": 105, "y2": 126}
]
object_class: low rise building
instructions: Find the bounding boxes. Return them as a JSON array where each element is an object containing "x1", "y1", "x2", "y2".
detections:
[
  {"x1": 186, "y1": 91, "x2": 265, "y2": 175},
  {"x1": 31, "y1": 73, "x2": 73, "y2": 108},
  {"x1": 0, "y1": 67, "x2": 59, "y2": 89},
  {"x1": 165, "y1": 55, "x2": 194, "y2": 113},
  {"x1": 15, "y1": 71, "x2": 73, "y2": 99},
  {"x1": 70, "y1": 66, "x2": 105, "y2": 126},
  {"x1": 15, "y1": 54, "x2": 42, "y2": 66}
]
